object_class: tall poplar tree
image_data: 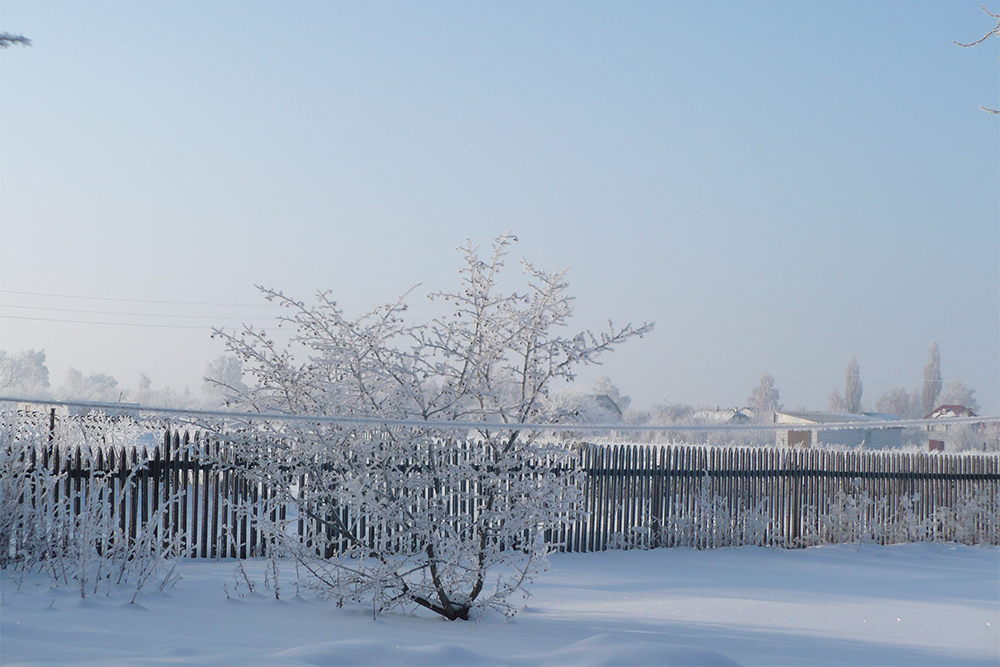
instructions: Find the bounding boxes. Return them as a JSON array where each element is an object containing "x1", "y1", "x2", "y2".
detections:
[
  {"x1": 921, "y1": 342, "x2": 942, "y2": 415},
  {"x1": 844, "y1": 356, "x2": 863, "y2": 414}
]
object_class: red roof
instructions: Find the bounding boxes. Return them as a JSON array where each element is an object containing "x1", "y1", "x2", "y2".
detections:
[{"x1": 924, "y1": 405, "x2": 977, "y2": 419}]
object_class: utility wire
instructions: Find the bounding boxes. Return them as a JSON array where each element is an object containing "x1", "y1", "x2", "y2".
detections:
[
  {"x1": 4, "y1": 292, "x2": 994, "y2": 387},
  {"x1": 0, "y1": 315, "x2": 213, "y2": 330},
  {"x1": 1, "y1": 289, "x2": 456, "y2": 310},
  {"x1": 0, "y1": 289, "x2": 273, "y2": 308},
  {"x1": 0, "y1": 304, "x2": 273, "y2": 322},
  {"x1": 1, "y1": 396, "x2": 994, "y2": 433}
]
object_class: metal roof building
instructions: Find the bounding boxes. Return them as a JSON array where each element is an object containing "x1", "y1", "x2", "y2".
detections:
[{"x1": 773, "y1": 411, "x2": 902, "y2": 449}]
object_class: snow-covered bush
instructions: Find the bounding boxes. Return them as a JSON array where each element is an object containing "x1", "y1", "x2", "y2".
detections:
[
  {"x1": 0, "y1": 412, "x2": 182, "y2": 600},
  {"x1": 212, "y1": 234, "x2": 652, "y2": 620},
  {"x1": 797, "y1": 487, "x2": 1000, "y2": 546},
  {"x1": 655, "y1": 479, "x2": 779, "y2": 549}
]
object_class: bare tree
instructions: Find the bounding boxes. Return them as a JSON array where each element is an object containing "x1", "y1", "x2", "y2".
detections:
[
  {"x1": 954, "y1": 5, "x2": 1000, "y2": 114},
  {"x1": 213, "y1": 234, "x2": 652, "y2": 620}
]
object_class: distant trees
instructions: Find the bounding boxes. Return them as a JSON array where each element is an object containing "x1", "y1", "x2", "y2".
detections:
[
  {"x1": 875, "y1": 387, "x2": 921, "y2": 419},
  {"x1": 938, "y1": 380, "x2": 979, "y2": 412},
  {"x1": 747, "y1": 372, "x2": 781, "y2": 423},
  {"x1": 921, "y1": 342, "x2": 943, "y2": 415},
  {"x1": 60, "y1": 369, "x2": 121, "y2": 403},
  {"x1": 131, "y1": 374, "x2": 200, "y2": 409},
  {"x1": 873, "y1": 342, "x2": 980, "y2": 422},
  {"x1": 0, "y1": 348, "x2": 238, "y2": 409},
  {"x1": 202, "y1": 355, "x2": 248, "y2": 406},
  {"x1": 829, "y1": 356, "x2": 863, "y2": 414},
  {"x1": 0, "y1": 349, "x2": 50, "y2": 396}
]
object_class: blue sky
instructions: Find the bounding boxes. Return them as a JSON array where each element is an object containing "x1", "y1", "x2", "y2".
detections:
[{"x1": 1, "y1": 2, "x2": 998, "y2": 412}]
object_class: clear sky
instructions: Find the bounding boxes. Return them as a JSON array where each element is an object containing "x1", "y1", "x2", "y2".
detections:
[{"x1": 1, "y1": 2, "x2": 998, "y2": 413}]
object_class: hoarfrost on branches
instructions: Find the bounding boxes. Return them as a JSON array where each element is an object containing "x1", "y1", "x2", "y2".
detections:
[
  {"x1": 954, "y1": 4, "x2": 1000, "y2": 114},
  {"x1": 212, "y1": 234, "x2": 653, "y2": 620}
]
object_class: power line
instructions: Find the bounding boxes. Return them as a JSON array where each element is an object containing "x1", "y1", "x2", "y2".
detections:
[
  {"x1": 0, "y1": 289, "x2": 452, "y2": 310},
  {"x1": 0, "y1": 314, "x2": 213, "y2": 330},
  {"x1": 4, "y1": 292, "x2": 994, "y2": 389},
  {"x1": 0, "y1": 312, "x2": 437, "y2": 329},
  {"x1": 0, "y1": 289, "x2": 275, "y2": 308},
  {"x1": 3, "y1": 395, "x2": 993, "y2": 432},
  {"x1": 0, "y1": 304, "x2": 272, "y2": 322}
]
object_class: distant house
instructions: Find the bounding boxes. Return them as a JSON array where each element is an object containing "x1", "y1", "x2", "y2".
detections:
[
  {"x1": 924, "y1": 405, "x2": 976, "y2": 421},
  {"x1": 693, "y1": 407, "x2": 754, "y2": 425},
  {"x1": 773, "y1": 411, "x2": 902, "y2": 449},
  {"x1": 924, "y1": 405, "x2": 976, "y2": 451}
]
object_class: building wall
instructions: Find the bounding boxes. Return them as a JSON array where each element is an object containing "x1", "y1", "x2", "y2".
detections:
[{"x1": 777, "y1": 427, "x2": 903, "y2": 449}]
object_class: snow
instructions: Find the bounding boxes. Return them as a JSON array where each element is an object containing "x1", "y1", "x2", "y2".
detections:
[{"x1": 2, "y1": 544, "x2": 997, "y2": 666}]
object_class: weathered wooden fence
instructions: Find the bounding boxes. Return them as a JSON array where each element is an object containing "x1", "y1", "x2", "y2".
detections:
[
  {"x1": 571, "y1": 444, "x2": 1000, "y2": 550},
  {"x1": 5, "y1": 431, "x2": 999, "y2": 559},
  {"x1": 5, "y1": 431, "x2": 282, "y2": 559}
]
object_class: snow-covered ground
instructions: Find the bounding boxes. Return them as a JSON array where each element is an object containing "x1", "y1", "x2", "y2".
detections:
[{"x1": 2, "y1": 544, "x2": 997, "y2": 666}]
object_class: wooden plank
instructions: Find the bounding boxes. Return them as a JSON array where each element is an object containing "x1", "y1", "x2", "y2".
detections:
[
  {"x1": 189, "y1": 434, "x2": 200, "y2": 558},
  {"x1": 180, "y1": 432, "x2": 190, "y2": 553},
  {"x1": 598, "y1": 445, "x2": 610, "y2": 551}
]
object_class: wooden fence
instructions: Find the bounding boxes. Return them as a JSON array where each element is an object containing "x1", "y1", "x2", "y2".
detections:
[
  {"x1": 571, "y1": 443, "x2": 1000, "y2": 550},
  {"x1": 5, "y1": 431, "x2": 999, "y2": 559}
]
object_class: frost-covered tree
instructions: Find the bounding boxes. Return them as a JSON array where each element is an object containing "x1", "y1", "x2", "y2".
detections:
[
  {"x1": 214, "y1": 234, "x2": 652, "y2": 620},
  {"x1": 129, "y1": 373, "x2": 201, "y2": 409},
  {"x1": 955, "y1": 5, "x2": 1000, "y2": 114},
  {"x1": 921, "y1": 341, "x2": 942, "y2": 415},
  {"x1": 830, "y1": 357, "x2": 863, "y2": 414},
  {"x1": 844, "y1": 356, "x2": 863, "y2": 414},
  {"x1": 937, "y1": 380, "x2": 979, "y2": 412},
  {"x1": 202, "y1": 355, "x2": 248, "y2": 405},
  {"x1": 59, "y1": 369, "x2": 120, "y2": 402},
  {"x1": 651, "y1": 402, "x2": 695, "y2": 424},
  {"x1": 0, "y1": 349, "x2": 50, "y2": 396},
  {"x1": 747, "y1": 371, "x2": 781, "y2": 423},
  {"x1": 875, "y1": 387, "x2": 921, "y2": 419}
]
